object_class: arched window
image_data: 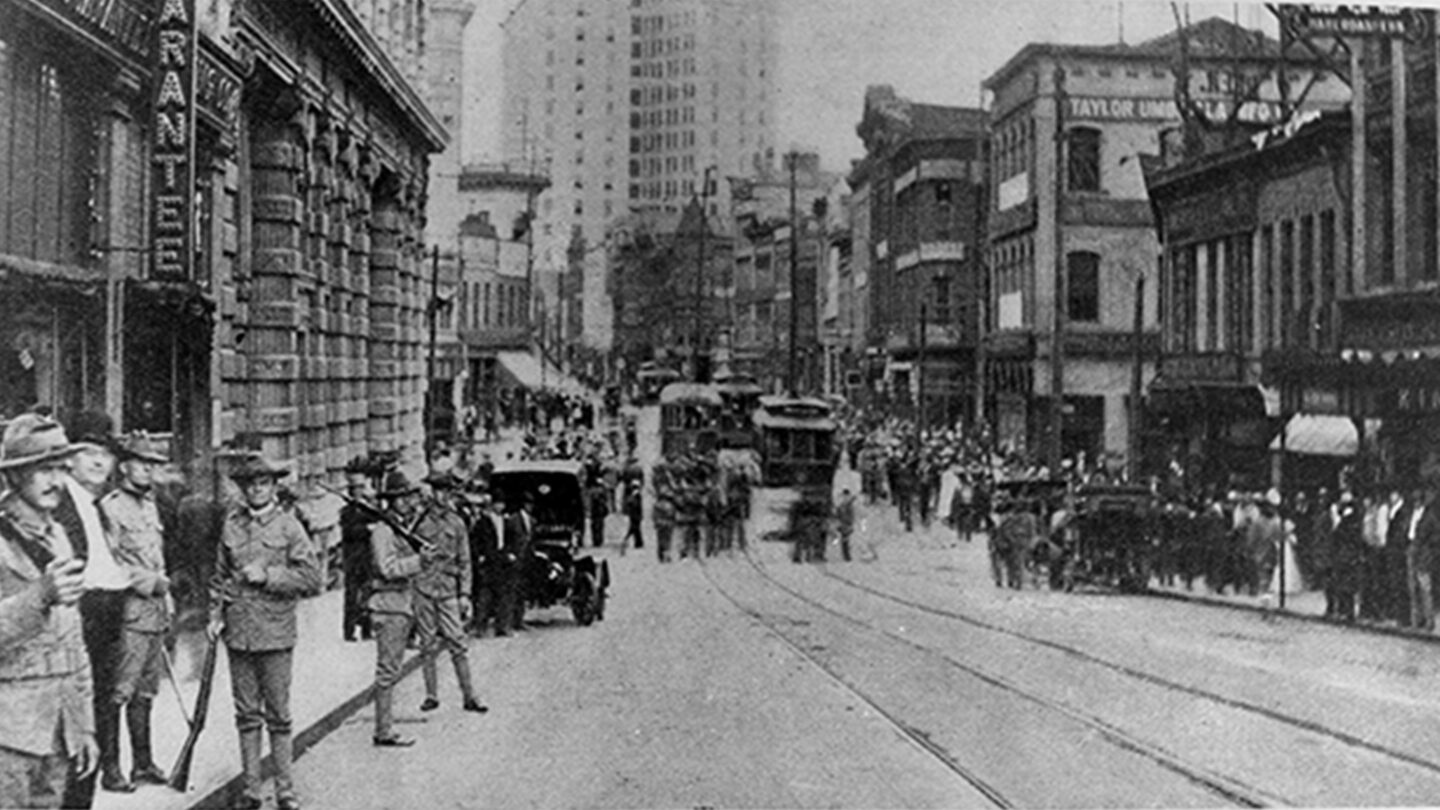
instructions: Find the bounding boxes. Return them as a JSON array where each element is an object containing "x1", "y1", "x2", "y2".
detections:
[
  {"x1": 1067, "y1": 251, "x2": 1101, "y2": 323},
  {"x1": 1067, "y1": 127, "x2": 1102, "y2": 192}
]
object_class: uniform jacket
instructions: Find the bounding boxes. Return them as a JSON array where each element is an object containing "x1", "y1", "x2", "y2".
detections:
[
  {"x1": 0, "y1": 492, "x2": 94, "y2": 757},
  {"x1": 367, "y1": 523, "x2": 421, "y2": 616},
  {"x1": 412, "y1": 503, "x2": 471, "y2": 601},
  {"x1": 101, "y1": 487, "x2": 171, "y2": 633},
  {"x1": 209, "y1": 504, "x2": 322, "y2": 652}
]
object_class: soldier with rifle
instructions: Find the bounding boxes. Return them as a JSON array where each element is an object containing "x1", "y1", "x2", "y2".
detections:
[
  {"x1": 364, "y1": 470, "x2": 428, "y2": 747},
  {"x1": 207, "y1": 455, "x2": 322, "y2": 810},
  {"x1": 409, "y1": 475, "x2": 487, "y2": 715}
]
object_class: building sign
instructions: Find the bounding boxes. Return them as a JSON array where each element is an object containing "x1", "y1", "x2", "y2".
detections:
[
  {"x1": 195, "y1": 45, "x2": 242, "y2": 138},
  {"x1": 1067, "y1": 96, "x2": 1285, "y2": 125},
  {"x1": 1345, "y1": 315, "x2": 1440, "y2": 351},
  {"x1": 151, "y1": 0, "x2": 197, "y2": 281},
  {"x1": 1161, "y1": 353, "x2": 1244, "y2": 385},
  {"x1": 39, "y1": 0, "x2": 154, "y2": 56},
  {"x1": 1279, "y1": 5, "x2": 1432, "y2": 43}
]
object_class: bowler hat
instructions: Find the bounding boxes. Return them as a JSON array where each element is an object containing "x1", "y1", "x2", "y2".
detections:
[
  {"x1": 377, "y1": 470, "x2": 419, "y2": 499},
  {"x1": 230, "y1": 454, "x2": 290, "y2": 482},
  {"x1": 0, "y1": 414, "x2": 80, "y2": 470},
  {"x1": 64, "y1": 410, "x2": 117, "y2": 452},
  {"x1": 117, "y1": 431, "x2": 170, "y2": 464}
]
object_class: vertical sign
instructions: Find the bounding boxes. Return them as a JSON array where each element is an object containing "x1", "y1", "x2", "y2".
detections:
[{"x1": 151, "y1": 0, "x2": 197, "y2": 281}]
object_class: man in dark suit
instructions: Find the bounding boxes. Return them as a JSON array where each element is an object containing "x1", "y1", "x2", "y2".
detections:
[
  {"x1": 1408, "y1": 487, "x2": 1440, "y2": 632},
  {"x1": 504, "y1": 493, "x2": 535, "y2": 632},
  {"x1": 57, "y1": 412, "x2": 133, "y2": 801},
  {"x1": 467, "y1": 490, "x2": 508, "y2": 637}
]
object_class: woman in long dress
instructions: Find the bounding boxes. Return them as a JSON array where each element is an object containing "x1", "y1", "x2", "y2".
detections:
[{"x1": 1270, "y1": 517, "x2": 1305, "y2": 595}]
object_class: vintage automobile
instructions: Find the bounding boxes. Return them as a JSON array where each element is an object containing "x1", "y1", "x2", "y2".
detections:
[
  {"x1": 488, "y1": 460, "x2": 610, "y2": 626},
  {"x1": 1061, "y1": 484, "x2": 1158, "y2": 593}
]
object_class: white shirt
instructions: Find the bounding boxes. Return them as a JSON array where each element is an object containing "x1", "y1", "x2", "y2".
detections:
[
  {"x1": 490, "y1": 512, "x2": 505, "y2": 550},
  {"x1": 1410, "y1": 505, "x2": 1427, "y2": 542},
  {"x1": 68, "y1": 476, "x2": 129, "y2": 590}
]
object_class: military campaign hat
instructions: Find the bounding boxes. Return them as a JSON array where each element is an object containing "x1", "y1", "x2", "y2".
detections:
[
  {"x1": 377, "y1": 470, "x2": 420, "y2": 499},
  {"x1": 117, "y1": 431, "x2": 170, "y2": 464},
  {"x1": 230, "y1": 454, "x2": 290, "y2": 482},
  {"x1": 0, "y1": 414, "x2": 81, "y2": 470}
]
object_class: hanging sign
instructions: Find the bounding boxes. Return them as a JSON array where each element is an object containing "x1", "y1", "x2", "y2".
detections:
[
  {"x1": 151, "y1": 0, "x2": 197, "y2": 281},
  {"x1": 1279, "y1": 5, "x2": 1433, "y2": 43}
]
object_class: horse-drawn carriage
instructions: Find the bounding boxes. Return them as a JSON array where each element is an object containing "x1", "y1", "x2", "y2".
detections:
[{"x1": 488, "y1": 461, "x2": 610, "y2": 626}]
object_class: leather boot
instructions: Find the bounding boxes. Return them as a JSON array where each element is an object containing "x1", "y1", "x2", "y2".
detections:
[
  {"x1": 270, "y1": 730, "x2": 297, "y2": 807},
  {"x1": 98, "y1": 703, "x2": 134, "y2": 793},
  {"x1": 372, "y1": 688, "x2": 413, "y2": 746},
  {"x1": 126, "y1": 700, "x2": 167, "y2": 785},
  {"x1": 238, "y1": 728, "x2": 264, "y2": 805},
  {"x1": 420, "y1": 650, "x2": 439, "y2": 709},
  {"x1": 454, "y1": 656, "x2": 487, "y2": 712}
]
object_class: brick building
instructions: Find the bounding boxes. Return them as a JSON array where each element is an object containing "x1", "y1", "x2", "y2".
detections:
[
  {"x1": 981, "y1": 17, "x2": 1345, "y2": 470},
  {"x1": 849, "y1": 87, "x2": 987, "y2": 427}
]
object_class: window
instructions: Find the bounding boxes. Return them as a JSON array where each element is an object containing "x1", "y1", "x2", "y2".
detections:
[
  {"x1": 1067, "y1": 251, "x2": 1100, "y2": 322},
  {"x1": 1067, "y1": 127, "x2": 1101, "y2": 192}
]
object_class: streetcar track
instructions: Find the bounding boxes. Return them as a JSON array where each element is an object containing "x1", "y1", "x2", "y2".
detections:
[
  {"x1": 815, "y1": 562, "x2": 1440, "y2": 782},
  {"x1": 695, "y1": 555, "x2": 1016, "y2": 809},
  {"x1": 723, "y1": 550, "x2": 1276, "y2": 808}
]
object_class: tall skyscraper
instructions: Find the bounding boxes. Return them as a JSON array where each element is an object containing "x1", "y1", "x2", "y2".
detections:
[{"x1": 500, "y1": 0, "x2": 779, "y2": 351}]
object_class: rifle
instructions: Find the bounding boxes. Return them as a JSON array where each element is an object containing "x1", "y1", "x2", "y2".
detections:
[
  {"x1": 317, "y1": 484, "x2": 434, "y2": 554},
  {"x1": 168, "y1": 636, "x2": 218, "y2": 792}
]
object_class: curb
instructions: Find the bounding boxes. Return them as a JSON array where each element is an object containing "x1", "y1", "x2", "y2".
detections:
[
  {"x1": 187, "y1": 650, "x2": 429, "y2": 809},
  {"x1": 1146, "y1": 586, "x2": 1440, "y2": 645}
]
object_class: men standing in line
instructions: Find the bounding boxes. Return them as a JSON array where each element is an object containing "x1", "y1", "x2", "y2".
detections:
[
  {"x1": 367, "y1": 471, "x2": 423, "y2": 747},
  {"x1": 207, "y1": 455, "x2": 322, "y2": 810},
  {"x1": 98, "y1": 433, "x2": 173, "y2": 790},
  {"x1": 55, "y1": 412, "x2": 127, "y2": 804},
  {"x1": 407, "y1": 478, "x2": 486, "y2": 714},
  {"x1": 0, "y1": 414, "x2": 97, "y2": 808},
  {"x1": 467, "y1": 490, "x2": 510, "y2": 638}
]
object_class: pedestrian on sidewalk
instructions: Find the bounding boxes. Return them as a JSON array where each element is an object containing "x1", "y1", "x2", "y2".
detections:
[
  {"x1": 99, "y1": 433, "x2": 174, "y2": 791},
  {"x1": 468, "y1": 490, "x2": 511, "y2": 637},
  {"x1": 409, "y1": 478, "x2": 487, "y2": 715},
  {"x1": 833, "y1": 487, "x2": 856, "y2": 562},
  {"x1": 0, "y1": 414, "x2": 97, "y2": 809},
  {"x1": 366, "y1": 471, "x2": 423, "y2": 747},
  {"x1": 1406, "y1": 486, "x2": 1440, "y2": 632},
  {"x1": 339, "y1": 458, "x2": 377, "y2": 644},
  {"x1": 622, "y1": 476, "x2": 644, "y2": 554},
  {"x1": 56, "y1": 410, "x2": 126, "y2": 806},
  {"x1": 208, "y1": 455, "x2": 323, "y2": 810}
]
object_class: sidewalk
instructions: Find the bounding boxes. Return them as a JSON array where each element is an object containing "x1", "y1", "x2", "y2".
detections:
[{"x1": 92, "y1": 589, "x2": 417, "y2": 810}]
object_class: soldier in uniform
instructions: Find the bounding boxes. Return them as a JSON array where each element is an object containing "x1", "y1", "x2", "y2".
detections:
[
  {"x1": 408, "y1": 477, "x2": 486, "y2": 714},
  {"x1": 98, "y1": 433, "x2": 172, "y2": 790},
  {"x1": 207, "y1": 455, "x2": 323, "y2": 810},
  {"x1": 0, "y1": 414, "x2": 96, "y2": 808},
  {"x1": 366, "y1": 471, "x2": 423, "y2": 747}
]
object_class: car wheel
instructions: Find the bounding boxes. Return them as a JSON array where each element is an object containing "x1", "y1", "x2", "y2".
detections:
[{"x1": 571, "y1": 573, "x2": 597, "y2": 626}]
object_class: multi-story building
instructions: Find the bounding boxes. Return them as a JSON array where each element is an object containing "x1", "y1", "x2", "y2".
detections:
[
  {"x1": 818, "y1": 177, "x2": 854, "y2": 398},
  {"x1": 1146, "y1": 110, "x2": 1350, "y2": 491},
  {"x1": 0, "y1": 0, "x2": 154, "y2": 427},
  {"x1": 849, "y1": 86, "x2": 987, "y2": 427},
  {"x1": 728, "y1": 152, "x2": 835, "y2": 394},
  {"x1": 499, "y1": 0, "x2": 779, "y2": 352},
  {"x1": 1261, "y1": 9, "x2": 1440, "y2": 486},
  {"x1": 981, "y1": 17, "x2": 1347, "y2": 470}
]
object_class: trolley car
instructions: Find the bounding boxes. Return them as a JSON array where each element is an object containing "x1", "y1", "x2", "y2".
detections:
[
  {"x1": 714, "y1": 375, "x2": 764, "y2": 450},
  {"x1": 752, "y1": 396, "x2": 837, "y2": 488},
  {"x1": 659, "y1": 382, "x2": 722, "y2": 460}
]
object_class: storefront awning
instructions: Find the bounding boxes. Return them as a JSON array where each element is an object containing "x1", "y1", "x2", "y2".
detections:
[
  {"x1": 495, "y1": 351, "x2": 589, "y2": 396},
  {"x1": 1270, "y1": 414, "x2": 1358, "y2": 456}
]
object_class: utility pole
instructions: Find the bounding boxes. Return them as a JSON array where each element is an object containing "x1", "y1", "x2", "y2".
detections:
[
  {"x1": 787, "y1": 152, "x2": 800, "y2": 396},
  {"x1": 426, "y1": 245, "x2": 441, "y2": 449},
  {"x1": 1129, "y1": 270, "x2": 1145, "y2": 483},
  {"x1": 1048, "y1": 65, "x2": 1068, "y2": 474},
  {"x1": 692, "y1": 166, "x2": 716, "y2": 382},
  {"x1": 917, "y1": 299, "x2": 928, "y2": 448}
]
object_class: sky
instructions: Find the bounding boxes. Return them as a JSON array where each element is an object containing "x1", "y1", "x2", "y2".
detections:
[{"x1": 460, "y1": 0, "x2": 1302, "y2": 173}]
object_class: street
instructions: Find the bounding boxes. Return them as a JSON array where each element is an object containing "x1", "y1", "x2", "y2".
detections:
[{"x1": 274, "y1": 434, "x2": 1440, "y2": 808}]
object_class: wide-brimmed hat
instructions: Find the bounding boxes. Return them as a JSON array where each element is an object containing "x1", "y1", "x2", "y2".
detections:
[
  {"x1": 64, "y1": 410, "x2": 117, "y2": 453},
  {"x1": 117, "y1": 431, "x2": 170, "y2": 464},
  {"x1": 0, "y1": 414, "x2": 81, "y2": 470},
  {"x1": 424, "y1": 470, "x2": 462, "y2": 491},
  {"x1": 230, "y1": 454, "x2": 290, "y2": 482},
  {"x1": 377, "y1": 470, "x2": 419, "y2": 499}
]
